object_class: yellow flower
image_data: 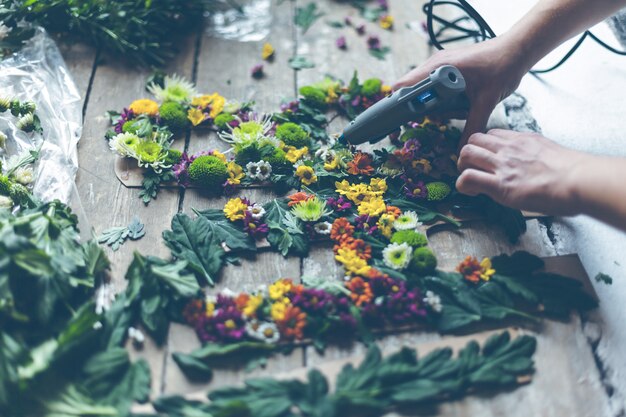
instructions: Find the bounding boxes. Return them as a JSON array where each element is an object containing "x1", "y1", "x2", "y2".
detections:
[
  {"x1": 335, "y1": 180, "x2": 351, "y2": 195},
  {"x1": 271, "y1": 301, "x2": 288, "y2": 321},
  {"x1": 381, "y1": 85, "x2": 392, "y2": 95},
  {"x1": 377, "y1": 213, "x2": 395, "y2": 238},
  {"x1": 227, "y1": 162, "x2": 244, "y2": 185},
  {"x1": 224, "y1": 197, "x2": 248, "y2": 221},
  {"x1": 357, "y1": 197, "x2": 386, "y2": 217},
  {"x1": 295, "y1": 165, "x2": 317, "y2": 186},
  {"x1": 380, "y1": 15, "x2": 394, "y2": 30},
  {"x1": 243, "y1": 294, "x2": 263, "y2": 317},
  {"x1": 369, "y1": 178, "x2": 387, "y2": 195},
  {"x1": 269, "y1": 278, "x2": 293, "y2": 300},
  {"x1": 205, "y1": 302, "x2": 215, "y2": 317},
  {"x1": 285, "y1": 146, "x2": 308, "y2": 163},
  {"x1": 212, "y1": 150, "x2": 227, "y2": 162},
  {"x1": 412, "y1": 158, "x2": 432, "y2": 175},
  {"x1": 335, "y1": 248, "x2": 372, "y2": 276},
  {"x1": 129, "y1": 99, "x2": 159, "y2": 117},
  {"x1": 187, "y1": 107, "x2": 205, "y2": 126},
  {"x1": 479, "y1": 258, "x2": 496, "y2": 281},
  {"x1": 324, "y1": 156, "x2": 339, "y2": 171},
  {"x1": 262, "y1": 42, "x2": 275, "y2": 60},
  {"x1": 345, "y1": 183, "x2": 373, "y2": 205},
  {"x1": 191, "y1": 93, "x2": 225, "y2": 118},
  {"x1": 326, "y1": 87, "x2": 338, "y2": 104}
]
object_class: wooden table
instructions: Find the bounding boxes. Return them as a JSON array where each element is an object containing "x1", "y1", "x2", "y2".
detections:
[{"x1": 57, "y1": 0, "x2": 611, "y2": 414}]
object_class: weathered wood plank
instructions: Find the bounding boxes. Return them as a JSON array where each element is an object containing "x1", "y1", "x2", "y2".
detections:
[{"x1": 55, "y1": 38, "x2": 97, "y2": 111}]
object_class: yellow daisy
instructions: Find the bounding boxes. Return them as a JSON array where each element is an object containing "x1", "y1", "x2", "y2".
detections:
[{"x1": 129, "y1": 99, "x2": 159, "y2": 117}]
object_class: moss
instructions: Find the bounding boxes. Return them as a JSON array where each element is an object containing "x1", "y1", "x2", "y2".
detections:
[
  {"x1": 361, "y1": 78, "x2": 382, "y2": 97},
  {"x1": 425, "y1": 182, "x2": 452, "y2": 201},
  {"x1": 159, "y1": 101, "x2": 188, "y2": 131},
  {"x1": 298, "y1": 86, "x2": 327, "y2": 107},
  {"x1": 188, "y1": 155, "x2": 229, "y2": 189},
  {"x1": 164, "y1": 149, "x2": 183, "y2": 166},
  {"x1": 410, "y1": 247, "x2": 437, "y2": 274},
  {"x1": 214, "y1": 113, "x2": 235, "y2": 130},
  {"x1": 275, "y1": 122, "x2": 310, "y2": 148},
  {"x1": 390, "y1": 230, "x2": 428, "y2": 248},
  {"x1": 234, "y1": 143, "x2": 261, "y2": 166},
  {"x1": 0, "y1": 175, "x2": 11, "y2": 196}
]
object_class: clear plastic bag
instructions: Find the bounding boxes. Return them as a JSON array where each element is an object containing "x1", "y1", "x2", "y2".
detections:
[{"x1": 0, "y1": 27, "x2": 81, "y2": 204}]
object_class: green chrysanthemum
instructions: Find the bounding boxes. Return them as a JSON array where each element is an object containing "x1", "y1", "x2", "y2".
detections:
[
  {"x1": 122, "y1": 120, "x2": 140, "y2": 134},
  {"x1": 393, "y1": 210, "x2": 421, "y2": 230},
  {"x1": 188, "y1": 155, "x2": 229, "y2": 189},
  {"x1": 390, "y1": 230, "x2": 428, "y2": 248},
  {"x1": 411, "y1": 247, "x2": 438, "y2": 274},
  {"x1": 164, "y1": 149, "x2": 183, "y2": 166},
  {"x1": 299, "y1": 86, "x2": 327, "y2": 106},
  {"x1": 148, "y1": 74, "x2": 197, "y2": 103},
  {"x1": 234, "y1": 143, "x2": 261, "y2": 166},
  {"x1": 382, "y1": 242, "x2": 413, "y2": 270},
  {"x1": 135, "y1": 141, "x2": 163, "y2": 164},
  {"x1": 159, "y1": 101, "x2": 188, "y2": 131},
  {"x1": 9, "y1": 183, "x2": 33, "y2": 208},
  {"x1": 214, "y1": 113, "x2": 235, "y2": 130},
  {"x1": 275, "y1": 122, "x2": 310, "y2": 148},
  {"x1": 426, "y1": 182, "x2": 451, "y2": 201},
  {"x1": 361, "y1": 78, "x2": 382, "y2": 97},
  {"x1": 291, "y1": 196, "x2": 329, "y2": 222},
  {"x1": 264, "y1": 148, "x2": 289, "y2": 168},
  {"x1": 0, "y1": 175, "x2": 12, "y2": 196}
]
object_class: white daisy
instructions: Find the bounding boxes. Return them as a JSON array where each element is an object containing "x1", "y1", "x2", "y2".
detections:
[
  {"x1": 109, "y1": 132, "x2": 140, "y2": 157},
  {"x1": 314, "y1": 147, "x2": 336, "y2": 163},
  {"x1": 313, "y1": 221, "x2": 332, "y2": 235},
  {"x1": 393, "y1": 210, "x2": 422, "y2": 230},
  {"x1": 382, "y1": 242, "x2": 413, "y2": 270},
  {"x1": 247, "y1": 203, "x2": 266, "y2": 219},
  {"x1": 424, "y1": 290, "x2": 443, "y2": 313},
  {"x1": 247, "y1": 321, "x2": 281, "y2": 344},
  {"x1": 147, "y1": 74, "x2": 196, "y2": 103},
  {"x1": 128, "y1": 327, "x2": 145, "y2": 344},
  {"x1": 246, "y1": 160, "x2": 272, "y2": 182}
]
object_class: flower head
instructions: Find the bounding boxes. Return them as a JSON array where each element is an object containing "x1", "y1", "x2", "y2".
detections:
[
  {"x1": 227, "y1": 161, "x2": 245, "y2": 185},
  {"x1": 288, "y1": 191, "x2": 312, "y2": 207},
  {"x1": 393, "y1": 211, "x2": 422, "y2": 230},
  {"x1": 382, "y1": 242, "x2": 413, "y2": 270},
  {"x1": 148, "y1": 74, "x2": 196, "y2": 103},
  {"x1": 295, "y1": 165, "x2": 317, "y2": 185},
  {"x1": 313, "y1": 221, "x2": 332, "y2": 235},
  {"x1": 187, "y1": 107, "x2": 206, "y2": 126},
  {"x1": 330, "y1": 217, "x2": 354, "y2": 242},
  {"x1": 285, "y1": 146, "x2": 309, "y2": 163},
  {"x1": 243, "y1": 211, "x2": 269, "y2": 238},
  {"x1": 246, "y1": 160, "x2": 272, "y2": 182},
  {"x1": 220, "y1": 114, "x2": 273, "y2": 147},
  {"x1": 247, "y1": 321, "x2": 280, "y2": 343},
  {"x1": 456, "y1": 256, "x2": 495, "y2": 283},
  {"x1": 335, "y1": 247, "x2": 372, "y2": 276},
  {"x1": 291, "y1": 196, "x2": 329, "y2": 222},
  {"x1": 357, "y1": 197, "x2": 386, "y2": 217},
  {"x1": 224, "y1": 197, "x2": 249, "y2": 221},
  {"x1": 336, "y1": 36, "x2": 347, "y2": 50},
  {"x1": 13, "y1": 166, "x2": 34, "y2": 185},
  {"x1": 346, "y1": 277, "x2": 374, "y2": 306},
  {"x1": 251, "y1": 63, "x2": 264, "y2": 79},
  {"x1": 262, "y1": 42, "x2": 275, "y2": 60},
  {"x1": 109, "y1": 132, "x2": 140, "y2": 157},
  {"x1": 424, "y1": 290, "x2": 442, "y2": 313},
  {"x1": 129, "y1": 99, "x2": 159, "y2": 117},
  {"x1": 347, "y1": 152, "x2": 375, "y2": 176},
  {"x1": 247, "y1": 203, "x2": 266, "y2": 220},
  {"x1": 379, "y1": 15, "x2": 394, "y2": 30},
  {"x1": 275, "y1": 306, "x2": 307, "y2": 340}
]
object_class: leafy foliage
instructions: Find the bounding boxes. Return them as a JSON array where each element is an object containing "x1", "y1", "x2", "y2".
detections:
[
  {"x1": 289, "y1": 55, "x2": 316, "y2": 70},
  {"x1": 98, "y1": 216, "x2": 145, "y2": 251},
  {"x1": 295, "y1": 2, "x2": 324, "y2": 34},
  {"x1": 264, "y1": 199, "x2": 310, "y2": 257}
]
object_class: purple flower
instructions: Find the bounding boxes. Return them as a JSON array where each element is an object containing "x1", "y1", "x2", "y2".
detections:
[
  {"x1": 367, "y1": 36, "x2": 381, "y2": 50},
  {"x1": 251, "y1": 63, "x2": 264, "y2": 79},
  {"x1": 351, "y1": 95, "x2": 361, "y2": 107},
  {"x1": 377, "y1": 0, "x2": 389, "y2": 10},
  {"x1": 114, "y1": 108, "x2": 134, "y2": 133},
  {"x1": 172, "y1": 152, "x2": 192, "y2": 187},
  {"x1": 356, "y1": 24, "x2": 366, "y2": 35},
  {"x1": 243, "y1": 211, "x2": 269, "y2": 239},
  {"x1": 402, "y1": 139, "x2": 422, "y2": 159},
  {"x1": 292, "y1": 288, "x2": 335, "y2": 313},
  {"x1": 354, "y1": 214, "x2": 378, "y2": 234},
  {"x1": 336, "y1": 36, "x2": 347, "y2": 50},
  {"x1": 327, "y1": 196, "x2": 352, "y2": 212},
  {"x1": 384, "y1": 288, "x2": 427, "y2": 323},
  {"x1": 403, "y1": 177, "x2": 428, "y2": 200},
  {"x1": 280, "y1": 100, "x2": 299, "y2": 114}
]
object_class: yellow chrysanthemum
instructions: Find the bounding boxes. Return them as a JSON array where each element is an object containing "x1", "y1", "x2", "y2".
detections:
[
  {"x1": 295, "y1": 165, "x2": 317, "y2": 186},
  {"x1": 243, "y1": 294, "x2": 263, "y2": 317},
  {"x1": 285, "y1": 146, "x2": 309, "y2": 163},
  {"x1": 369, "y1": 178, "x2": 387, "y2": 195},
  {"x1": 377, "y1": 213, "x2": 395, "y2": 238},
  {"x1": 227, "y1": 162, "x2": 244, "y2": 185},
  {"x1": 324, "y1": 156, "x2": 339, "y2": 171},
  {"x1": 271, "y1": 300, "x2": 291, "y2": 321},
  {"x1": 326, "y1": 87, "x2": 338, "y2": 104},
  {"x1": 224, "y1": 197, "x2": 248, "y2": 221},
  {"x1": 129, "y1": 99, "x2": 159, "y2": 117},
  {"x1": 346, "y1": 184, "x2": 373, "y2": 205},
  {"x1": 412, "y1": 158, "x2": 432, "y2": 175},
  {"x1": 479, "y1": 258, "x2": 496, "y2": 281},
  {"x1": 191, "y1": 93, "x2": 226, "y2": 119},
  {"x1": 335, "y1": 247, "x2": 372, "y2": 276},
  {"x1": 269, "y1": 278, "x2": 293, "y2": 300},
  {"x1": 357, "y1": 197, "x2": 386, "y2": 217},
  {"x1": 335, "y1": 180, "x2": 351, "y2": 194},
  {"x1": 205, "y1": 302, "x2": 215, "y2": 317},
  {"x1": 212, "y1": 150, "x2": 227, "y2": 162},
  {"x1": 187, "y1": 107, "x2": 205, "y2": 126},
  {"x1": 262, "y1": 42, "x2": 275, "y2": 60},
  {"x1": 380, "y1": 15, "x2": 394, "y2": 30},
  {"x1": 381, "y1": 85, "x2": 392, "y2": 95}
]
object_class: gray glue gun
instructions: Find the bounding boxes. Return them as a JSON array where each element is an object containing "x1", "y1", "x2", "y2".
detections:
[{"x1": 339, "y1": 65, "x2": 469, "y2": 145}]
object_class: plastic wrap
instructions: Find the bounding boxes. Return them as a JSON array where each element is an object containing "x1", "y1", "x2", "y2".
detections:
[
  {"x1": 206, "y1": 0, "x2": 271, "y2": 41},
  {"x1": 0, "y1": 27, "x2": 81, "y2": 204}
]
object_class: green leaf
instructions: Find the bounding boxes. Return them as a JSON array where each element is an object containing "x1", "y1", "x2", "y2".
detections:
[
  {"x1": 151, "y1": 261, "x2": 200, "y2": 298},
  {"x1": 127, "y1": 216, "x2": 146, "y2": 240},
  {"x1": 97, "y1": 226, "x2": 129, "y2": 251},
  {"x1": 194, "y1": 208, "x2": 256, "y2": 252},
  {"x1": 295, "y1": 2, "x2": 324, "y2": 33},
  {"x1": 163, "y1": 213, "x2": 226, "y2": 285},
  {"x1": 369, "y1": 46, "x2": 390, "y2": 61},
  {"x1": 289, "y1": 55, "x2": 315, "y2": 70}
]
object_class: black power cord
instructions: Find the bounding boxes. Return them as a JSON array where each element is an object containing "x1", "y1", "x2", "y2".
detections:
[{"x1": 423, "y1": 0, "x2": 626, "y2": 74}]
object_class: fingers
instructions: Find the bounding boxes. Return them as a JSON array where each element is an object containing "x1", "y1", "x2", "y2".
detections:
[
  {"x1": 456, "y1": 169, "x2": 501, "y2": 198},
  {"x1": 459, "y1": 99, "x2": 494, "y2": 146},
  {"x1": 457, "y1": 144, "x2": 498, "y2": 173},
  {"x1": 466, "y1": 132, "x2": 507, "y2": 153}
]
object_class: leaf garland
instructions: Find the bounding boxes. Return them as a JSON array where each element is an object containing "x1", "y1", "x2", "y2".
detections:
[{"x1": 154, "y1": 331, "x2": 536, "y2": 417}]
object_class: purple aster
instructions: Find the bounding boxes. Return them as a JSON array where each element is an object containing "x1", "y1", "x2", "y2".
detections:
[
  {"x1": 172, "y1": 152, "x2": 192, "y2": 187},
  {"x1": 367, "y1": 36, "x2": 381, "y2": 50},
  {"x1": 114, "y1": 108, "x2": 134, "y2": 133},
  {"x1": 384, "y1": 288, "x2": 427, "y2": 324},
  {"x1": 336, "y1": 36, "x2": 347, "y2": 50},
  {"x1": 280, "y1": 100, "x2": 299, "y2": 114},
  {"x1": 402, "y1": 139, "x2": 422, "y2": 159},
  {"x1": 251, "y1": 63, "x2": 264, "y2": 79},
  {"x1": 292, "y1": 288, "x2": 335, "y2": 313},
  {"x1": 243, "y1": 211, "x2": 269, "y2": 239},
  {"x1": 213, "y1": 306, "x2": 246, "y2": 342},
  {"x1": 356, "y1": 24, "x2": 366, "y2": 35},
  {"x1": 403, "y1": 177, "x2": 428, "y2": 200},
  {"x1": 327, "y1": 196, "x2": 352, "y2": 212},
  {"x1": 354, "y1": 214, "x2": 378, "y2": 234},
  {"x1": 351, "y1": 95, "x2": 361, "y2": 107}
]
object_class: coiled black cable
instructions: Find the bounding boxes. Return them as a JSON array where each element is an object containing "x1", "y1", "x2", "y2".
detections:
[{"x1": 422, "y1": 0, "x2": 626, "y2": 74}]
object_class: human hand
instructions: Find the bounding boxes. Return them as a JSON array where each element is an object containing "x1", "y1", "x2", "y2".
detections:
[
  {"x1": 456, "y1": 129, "x2": 589, "y2": 216},
  {"x1": 393, "y1": 37, "x2": 530, "y2": 144}
]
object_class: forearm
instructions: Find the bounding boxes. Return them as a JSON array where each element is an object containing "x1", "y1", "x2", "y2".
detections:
[
  {"x1": 570, "y1": 155, "x2": 626, "y2": 230},
  {"x1": 500, "y1": 0, "x2": 626, "y2": 72}
]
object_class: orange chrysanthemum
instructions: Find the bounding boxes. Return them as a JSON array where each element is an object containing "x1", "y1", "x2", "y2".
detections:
[
  {"x1": 234, "y1": 293, "x2": 250, "y2": 312},
  {"x1": 276, "y1": 305, "x2": 307, "y2": 340},
  {"x1": 386, "y1": 205, "x2": 402, "y2": 218},
  {"x1": 456, "y1": 255, "x2": 482, "y2": 283},
  {"x1": 347, "y1": 152, "x2": 375, "y2": 176},
  {"x1": 330, "y1": 217, "x2": 355, "y2": 242},
  {"x1": 345, "y1": 277, "x2": 374, "y2": 306},
  {"x1": 335, "y1": 237, "x2": 371, "y2": 260},
  {"x1": 288, "y1": 191, "x2": 312, "y2": 207}
]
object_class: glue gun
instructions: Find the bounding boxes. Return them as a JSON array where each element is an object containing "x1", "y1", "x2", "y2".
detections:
[{"x1": 338, "y1": 65, "x2": 469, "y2": 145}]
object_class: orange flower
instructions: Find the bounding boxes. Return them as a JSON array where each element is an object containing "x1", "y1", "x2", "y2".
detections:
[
  {"x1": 330, "y1": 217, "x2": 354, "y2": 242},
  {"x1": 335, "y1": 237, "x2": 371, "y2": 260},
  {"x1": 347, "y1": 152, "x2": 375, "y2": 176},
  {"x1": 386, "y1": 205, "x2": 401, "y2": 218},
  {"x1": 345, "y1": 277, "x2": 373, "y2": 306},
  {"x1": 276, "y1": 305, "x2": 307, "y2": 340},
  {"x1": 235, "y1": 293, "x2": 250, "y2": 311},
  {"x1": 288, "y1": 191, "x2": 312, "y2": 207},
  {"x1": 457, "y1": 256, "x2": 482, "y2": 283}
]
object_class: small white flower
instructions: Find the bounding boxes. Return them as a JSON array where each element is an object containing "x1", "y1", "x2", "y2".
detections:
[
  {"x1": 220, "y1": 288, "x2": 237, "y2": 298},
  {"x1": 0, "y1": 195, "x2": 13, "y2": 209},
  {"x1": 93, "y1": 321, "x2": 103, "y2": 330},
  {"x1": 393, "y1": 210, "x2": 422, "y2": 230},
  {"x1": 247, "y1": 203, "x2": 266, "y2": 219},
  {"x1": 13, "y1": 166, "x2": 34, "y2": 185},
  {"x1": 109, "y1": 132, "x2": 139, "y2": 157},
  {"x1": 147, "y1": 74, "x2": 197, "y2": 103},
  {"x1": 128, "y1": 327, "x2": 145, "y2": 344},
  {"x1": 247, "y1": 321, "x2": 280, "y2": 344},
  {"x1": 0, "y1": 23, "x2": 11, "y2": 42},
  {"x1": 315, "y1": 147, "x2": 336, "y2": 164},
  {"x1": 313, "y1": 221, "x2": 332, "y2": 235},
  {"x1": 0, "y1": 132, "x2": 7, "y2": 149},
  {"x1": 382, "y1": 242, "x2": 413, "y2": 270},
  {"x1": 256, "y1": 284, "x2": 268, "y2": 295},
  {"x1": 246, "y1": 160, "x2": 272, "y2": 181},
  {"x1": 205, "y1": 294, "x2": 218, "y2": 304},
  {"x1": 424, "y1": 290, "x2": 442, "y2": 313},
  {"x1": 95, "y1": 283, "x2": 115, "y2": 314}
]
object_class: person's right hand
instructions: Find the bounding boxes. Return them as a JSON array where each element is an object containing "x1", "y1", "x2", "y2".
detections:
[{"x1": 393, "y1": 36, "x2": 530, "y2": 145}]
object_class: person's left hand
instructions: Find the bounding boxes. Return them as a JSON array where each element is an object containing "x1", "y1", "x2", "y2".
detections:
[{"x1": 456, "y1": 129, "x2": 588, "y2": 215}]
